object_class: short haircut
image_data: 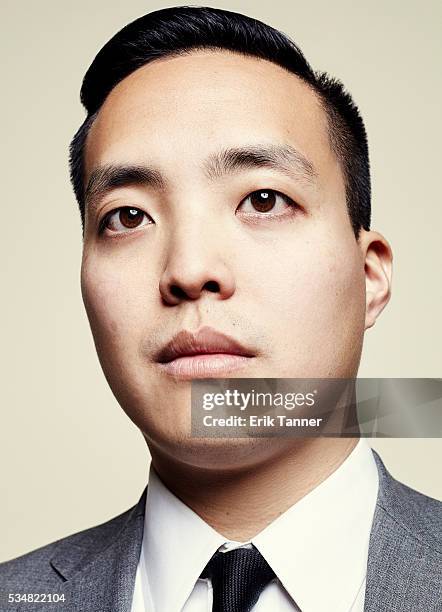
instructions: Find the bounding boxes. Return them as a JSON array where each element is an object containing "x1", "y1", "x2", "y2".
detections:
[{"x1": 69, "y1": 6, "x2": 371, "y2": 236}]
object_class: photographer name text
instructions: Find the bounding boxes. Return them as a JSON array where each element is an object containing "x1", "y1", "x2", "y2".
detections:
[{"x1": 202, "y1": 415, "x2": 323, "y2": 427}]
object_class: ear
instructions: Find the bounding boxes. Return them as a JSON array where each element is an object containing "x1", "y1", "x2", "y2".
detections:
[{"x1": 358, "y1": 230, "x2": 393, "y2": 330}]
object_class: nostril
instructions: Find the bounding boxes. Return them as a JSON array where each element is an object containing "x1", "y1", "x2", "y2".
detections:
[
  {"x1": 204, "y1": 281, "x2": 220, "y2": 293},
  {"x1": 170, "y1": 285, "x2": 187, "y2": 299},
  {"x1": 167, "y1": 280, "x2": 221, "y2": 301}
]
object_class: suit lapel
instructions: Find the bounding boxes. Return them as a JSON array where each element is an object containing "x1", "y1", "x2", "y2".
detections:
[
  {"x1": 364, "y1": 451, "x2": 441, "y2": 611},
  {"x1": 49, "y1": 487, "x2": 147, "y2": 612}
]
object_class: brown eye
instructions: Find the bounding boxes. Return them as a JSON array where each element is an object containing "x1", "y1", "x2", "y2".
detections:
[
  {"x1": 119, "y1": 208, "x2": 145, "y2": 228},
  {"x1": 102, "y1": 207, "x2": 152, "y2": 234},
  {"x1": 237, "y1": 189, "x2": 297, "y2": 217},
  {"x1": 249, "y1": 190, "x2": 276, "y2": 212}
]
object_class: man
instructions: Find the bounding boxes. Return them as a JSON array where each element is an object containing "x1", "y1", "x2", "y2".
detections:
[{"x1": 1, "y1": 6, "x2": 440, "y2": 611}]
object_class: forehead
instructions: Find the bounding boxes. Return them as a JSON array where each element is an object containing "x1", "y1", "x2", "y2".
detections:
[{"x1": 84, "y1": 50, "x2": 339, "y2": 186}]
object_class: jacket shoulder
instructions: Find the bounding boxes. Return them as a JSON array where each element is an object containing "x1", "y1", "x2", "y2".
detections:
[
  {"x1": 0, "y1": 503, "x2": 136, "y2": 589},
  {"x1": 373, "y1": 449, "x2": 441, "y2": 552},
  {"x1": 366, "y1": 452, "x2": 441, "y2": 610}
]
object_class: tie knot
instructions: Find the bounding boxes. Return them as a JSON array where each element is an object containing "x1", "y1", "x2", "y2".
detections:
[{"x1": 200, "y1": 545, "x2": 276, "y2": 612}]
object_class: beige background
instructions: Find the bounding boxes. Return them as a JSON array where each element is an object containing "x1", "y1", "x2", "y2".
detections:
[{"x1": 1, "y1": 0, "x2": 441, "y2": 563}]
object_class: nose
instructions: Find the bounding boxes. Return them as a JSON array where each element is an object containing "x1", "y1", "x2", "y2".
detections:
[{"x1": 159, "y1": 226, "x2": 236, "y2": 305}]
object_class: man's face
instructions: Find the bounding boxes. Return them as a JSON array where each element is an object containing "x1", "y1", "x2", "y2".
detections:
[{"x1": 81, "y1": 51, "x2": 368, "y2": 465}]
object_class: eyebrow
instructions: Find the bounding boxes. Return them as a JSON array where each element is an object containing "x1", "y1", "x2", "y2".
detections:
[
  {"x1": 204, "y1": 144, "x2": 316, "y2": 183},
  {"x1": 84, "y1": 143, "x2": 317, "y2": 212},
  {"x1": 85, "y1": 165, "x2": 165, "y2": 212}
]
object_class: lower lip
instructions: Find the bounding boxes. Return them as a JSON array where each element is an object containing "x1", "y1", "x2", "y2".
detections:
[{"x1": 157, "y1": 353, "x2": 253, "y2": 379}]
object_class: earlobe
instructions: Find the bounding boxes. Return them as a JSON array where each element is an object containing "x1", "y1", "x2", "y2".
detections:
[{"x1": 360, "y1": 230, "x2": 393, "y2": 330}]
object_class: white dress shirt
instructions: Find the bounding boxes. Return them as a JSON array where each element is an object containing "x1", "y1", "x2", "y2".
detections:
[{"x1": 131, "y1": 439, "x2": 379, "y2": 612}]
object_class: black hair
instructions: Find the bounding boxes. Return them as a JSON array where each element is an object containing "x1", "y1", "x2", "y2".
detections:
[{"x1": 69, "y1": 5, "x2": 371, "y2": 236}]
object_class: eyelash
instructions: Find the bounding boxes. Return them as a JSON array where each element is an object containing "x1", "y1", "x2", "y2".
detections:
[
  {"x1": 97, "y1": 189, "x2": 299, "y2": 235},
  {"x1": 240, "y1": 190, "x2": 297, "y2": 216}
]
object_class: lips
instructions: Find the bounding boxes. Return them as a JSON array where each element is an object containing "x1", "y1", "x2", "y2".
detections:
[
  {"x1": 155, "y1": 326, "x2": 255, "y2": 378},
  {"x1": 156, "y1": 326, "x2": 254, "y2": 363}
]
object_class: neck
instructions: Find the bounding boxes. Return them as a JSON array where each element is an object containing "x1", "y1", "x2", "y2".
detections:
[{"x1": 149, "y1": 437, "x2": 359, "y2": 541}]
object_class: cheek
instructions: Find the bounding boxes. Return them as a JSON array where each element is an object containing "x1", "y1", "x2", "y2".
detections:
[
  {"x1": 247, "y1": 237, "x2": 363, "y2": 307},
  {"x1": 80, "y1": 252, "x2": 150, "y2": 346},
  {"x1": 241, "y1": 230, "x2": 366, "y2": 351}
]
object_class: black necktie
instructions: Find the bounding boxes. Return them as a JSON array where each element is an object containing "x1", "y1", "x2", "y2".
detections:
[{"x1": 200, "y1": 544, "x2": 276, "y2": 612}]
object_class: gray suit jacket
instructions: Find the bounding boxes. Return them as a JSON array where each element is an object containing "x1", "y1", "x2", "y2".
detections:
[{"x1": 1, "y1": 450, "x2": 440, "y2": 611}]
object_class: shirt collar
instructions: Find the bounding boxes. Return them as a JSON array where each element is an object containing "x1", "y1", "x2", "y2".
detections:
[
  {"x1": 142, "y1": 465, "x2": 226, "y2": 612},
  {"x1": 253, "y1": 438, "x2": 379, "y2": 610},
  {"x1": 141, "y1": 439, "x2": 378, "y2": 612}
]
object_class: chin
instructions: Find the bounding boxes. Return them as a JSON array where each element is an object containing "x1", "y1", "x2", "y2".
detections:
[{"x1": 146, "y1": 431, "x2": 290, "y2": 472}]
